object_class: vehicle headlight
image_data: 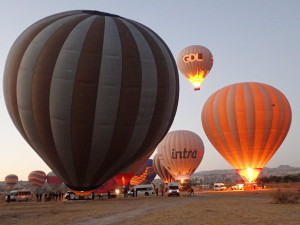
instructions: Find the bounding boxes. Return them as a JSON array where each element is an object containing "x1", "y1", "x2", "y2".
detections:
[
  {"x1": 115, "y1": 189, "x2": 120, "y2": 194},
  {"x1": 168, "y1": 190, "x2": 172, "y2": 193},
  {"x1": 177, "y1": 190, "x2": 179, "y2": 192}
]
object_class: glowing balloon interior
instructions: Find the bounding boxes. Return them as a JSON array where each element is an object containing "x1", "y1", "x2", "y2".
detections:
[
  {"x1": 202, "y1": 82, "x2": 292, "y2": 182},
  {"x1": 157, "y1": 130, "x2": 205, "y2": 182},
  {"x1": 177, "y1": 45, "x2": 213, "y2": 91}
]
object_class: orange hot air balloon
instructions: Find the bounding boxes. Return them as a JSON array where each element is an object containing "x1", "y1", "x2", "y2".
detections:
[
  {"x1": 201, "y1": 82, "x2": 292, "y2": 183},
  {"x1": 157, "y1": 130, "x2": 205, "y2": 183},
  {"x1": 153, "y1": 154, "x2": 175, "y2": 183},
  {"x1": 177, "y1": 45, "x2": 213, "y2": 91}
]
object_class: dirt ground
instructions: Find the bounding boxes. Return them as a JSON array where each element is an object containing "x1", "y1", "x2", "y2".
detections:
[{"x1": 0, "y1": 188, "x2": 299, "y2": 225}]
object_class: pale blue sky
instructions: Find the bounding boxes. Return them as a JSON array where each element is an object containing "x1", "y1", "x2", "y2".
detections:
[{"x1": 0, "y1": 0, "x2": 299, "y2": 180}]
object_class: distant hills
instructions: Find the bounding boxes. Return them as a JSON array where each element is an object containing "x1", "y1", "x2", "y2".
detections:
[{"x1": 191, "y1": 165, "x2": 300, "y2": 184}]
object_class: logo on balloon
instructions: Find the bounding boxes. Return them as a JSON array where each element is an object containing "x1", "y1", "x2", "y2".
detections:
[
  {"x1": 183, "y1": 53, "x2": 203, "y2": 63},
  {"x1": 171, "y1": 149, "x2": 203, "y2": 159}
]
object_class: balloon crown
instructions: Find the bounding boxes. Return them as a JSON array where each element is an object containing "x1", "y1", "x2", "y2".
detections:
[{"x1": 81, "y1": 10, "x2": 120, "y2": 17}]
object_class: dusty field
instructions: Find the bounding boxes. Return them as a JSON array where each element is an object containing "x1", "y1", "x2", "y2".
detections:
[{"x1": 0, "y1": 188, "x2": 299, "y2": 225}]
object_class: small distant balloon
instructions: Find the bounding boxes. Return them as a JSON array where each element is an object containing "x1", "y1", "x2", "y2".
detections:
[
  {"x1": 28, "y1": 170, "x2": 46, "y2": 190},
  {"x1": 177, "y1": 45, "x2": 213, "y2": 91},
  {"x1": 46, "y1": 171, "x2": 63, "y2": 191},
  {"x1": 5, "y1": 174, "x2": 18, "y2": 189}
]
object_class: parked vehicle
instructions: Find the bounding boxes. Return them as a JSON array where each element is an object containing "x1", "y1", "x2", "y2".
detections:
[
  {"x1": 128, "y1": 184, "x2": 155, "y2": 196},
  {"x1": 231, "y1": 183, "x2": 244, "y2": 190},
  {"x1": 65, "y1": 191, "x2": 95, "y2": 200},
  {"x1": 167, "y1": 182, "x2": 180, "y2": 196},
  {"x1": 213, "y1": 183, "x2": 226, "y2": 191},
  {"x1": 5, "y1": 190, "x2": 32, "y2": 202}
]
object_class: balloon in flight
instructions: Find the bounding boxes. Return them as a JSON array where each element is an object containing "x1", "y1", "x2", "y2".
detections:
[
  {"x1": 152, "y1": 154, "x2": 175, "y2": 183},
  {"x1": 177, "y1": 45, "x2": 213, "y2": 91},
  {"x1": 3, "y1": 10, "x2": 179, "y2": 191},
  {"x1": 157, "y1": 130, "x2": 205, "y2": 183},
  {"x1": 201, "y1": 82, "x2": 292, "y2": 183},
  {"x1": 5, "y1": 174, "x2": 18, "y2": 189}
]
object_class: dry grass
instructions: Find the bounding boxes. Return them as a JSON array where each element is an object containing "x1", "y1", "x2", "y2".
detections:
[
  {"x1": 0, "y1": 189, "x2": 299, "y2": 225},
  {"x1": 271, "y1": 189, "x2": 300, "y2": 204}
]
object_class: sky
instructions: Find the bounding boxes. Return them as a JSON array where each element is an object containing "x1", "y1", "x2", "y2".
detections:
[{"x1": 0, "y1": 0, "x2": 299, "y2": 181}]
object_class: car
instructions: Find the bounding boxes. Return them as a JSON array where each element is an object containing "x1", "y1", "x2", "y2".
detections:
[
  {"x1": 231, "y1": 184, "x2": 244, "y2": 191},
  {"x1": 213, "y1": 183, "x2": 226, "y2": 191},
  {"x1": 167, "y1": 182, "x2": 180, "y2": 196},
  {"x1": 65, "y1": 191, "x2": 95, "y2": 200}
]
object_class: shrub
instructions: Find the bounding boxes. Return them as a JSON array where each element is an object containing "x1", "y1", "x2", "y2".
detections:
[{"x1": 272, "y1": 189, "x2": 300, "y2": 204}]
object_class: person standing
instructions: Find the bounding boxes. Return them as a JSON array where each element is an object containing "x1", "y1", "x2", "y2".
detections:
[
  {"x1": 155, "y1": 187, "x2": 159, "y2": 196},
  {"x1": 161, "y1": 188, "x2": 164, "y2": 196}
]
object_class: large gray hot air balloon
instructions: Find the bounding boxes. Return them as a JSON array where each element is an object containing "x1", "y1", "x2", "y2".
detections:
[{"x1": 3, "y1": 10, "x2": 179, "y2": 191}]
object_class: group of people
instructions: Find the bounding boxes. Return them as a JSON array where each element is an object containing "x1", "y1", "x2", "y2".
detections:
[{"x1": 36, "y1": 192, "x2": 64, "y2": 202}]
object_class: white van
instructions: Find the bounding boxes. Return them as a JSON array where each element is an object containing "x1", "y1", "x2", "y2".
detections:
[
  {"x1": 5, "y1": 190, "x2": 32, "y2": 202},
  {"x1": 213, "y1": 183, "x2": 226, "y2": 191},
  {"x1": 128, "y1": 184, "x2": 154, "y2": 196},
  {"x1": 167, "y1": 182, "x2": 180, "y2": 196}
]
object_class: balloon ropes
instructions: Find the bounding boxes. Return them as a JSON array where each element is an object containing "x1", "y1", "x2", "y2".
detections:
[
  {"x1": 177, "y1": 45, "x2": 213, "y2": 91},
  {"x1": 202, "y1": 82, "x2": 292, "y2": 183},
  {"x1": 3, "y1": 10, "x2": 179, "y2": 191}
]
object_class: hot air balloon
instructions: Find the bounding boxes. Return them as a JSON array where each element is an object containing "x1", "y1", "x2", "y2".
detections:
[
  {"x1": 157, "y1": 130, "x2": 205, "y2": 183},
  {"x1": 177, "y1": 45, "x2": 213, "y2": 91},
  {"x1": 46, "y1": 171, "x2": 63, "y2": 191},
  {"x1": 3, "y1": 10, "x2": 179, "y2": 191},
  {"x1": 153, "y1": 154, "x2": 175, "y2": 183},
  {"x1": 28, "y1": 170, "x2": 46, "y2": 190},
  {"x1": 114, "y1": 149, "x2": 155, "y2": 186},
  {"x1": 94, "y1": 178, "x2": 119, "y2": 194},
  {"x1": 5, "y1": 174, "x2": 18, "y2": 189},
  {"x1": 201, "y1": 82, "x2": 292, "y2": 183},
  {"x1": 130, "y1": 159, "x2": 156, "y2": 185}
]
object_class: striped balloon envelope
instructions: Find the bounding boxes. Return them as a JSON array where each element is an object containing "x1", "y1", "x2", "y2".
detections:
[
  {"x1": 202, "y1": 82, "x2": 292, "y2": 183},
  {"x1": 46, "y1": 171, "x2": 63, "y2": 191},
  {"x1": 3, "y1": 10, "x2": 179, "y2": 191},
  {"x1": 28, "y1": 170, "x2": 47, "y2": 189},
  {"x1": 5, "y1": 174, "x2": 18, "y2": 188},
  {"x1": 153, "y1": 154, "x2": 175, "y2": 183}
]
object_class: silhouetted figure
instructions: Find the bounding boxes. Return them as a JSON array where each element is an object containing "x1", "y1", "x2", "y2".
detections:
[{"x1": 155, "y1": 187, "x2": 159, "y2": 196}]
